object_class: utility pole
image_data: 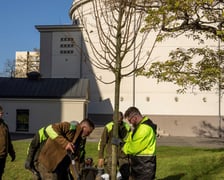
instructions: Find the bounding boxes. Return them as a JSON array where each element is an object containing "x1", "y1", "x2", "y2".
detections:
[{"x1": 218, "y1": 32, "x2": 223, "y2": 138}]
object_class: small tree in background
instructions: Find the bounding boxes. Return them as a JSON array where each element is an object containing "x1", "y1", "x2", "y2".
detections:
[
  {"x1": 4, "y1": 59, "x2": 16, "y2": 77},
  {"x1": 73, "y1": 0, "x2": 161, "y2": 179}
]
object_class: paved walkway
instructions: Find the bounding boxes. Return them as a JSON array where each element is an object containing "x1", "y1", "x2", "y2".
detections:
[
  {"x1": 157, "y1": 136, "x2": 224, "y2": 149},
  {"x1": 88, "y1": 135, "x2": 224, "y2": 149},
  {"x1": 88, "y1": 127, "x2": 224, "y2": 149},
  {"x1": 11, "y1": 133, "x2": 224, "y2": 149}
]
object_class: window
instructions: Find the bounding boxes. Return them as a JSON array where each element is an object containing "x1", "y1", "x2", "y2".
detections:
[
  {"x1": 60, "y1": 38, "x2": 74, "y2": 42},
  {"x1": 16, "y1": 109, "x2": 29, "y2": 132},
  {"x1": 60, "y1": 43, "x2": 74, "y2": 48},
  {"x1": 60, "y1": 50, "x2": 74, "y2": 54}
]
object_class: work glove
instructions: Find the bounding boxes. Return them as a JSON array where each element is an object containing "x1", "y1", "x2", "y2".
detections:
[
  {"x1": 10, "y1": 153, "x2": 16, "y2": 162},
  {"x1": 111, "y1": 137, "x2": 124, "y2": 147}
]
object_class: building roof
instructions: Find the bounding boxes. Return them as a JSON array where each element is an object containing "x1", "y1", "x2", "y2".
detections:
[
  {"x1": 35, "y1": 25, "x2": 82, "y2": 32},
  {"x1": 0, "y1": 77, "x2": 89, "y2": 99}
]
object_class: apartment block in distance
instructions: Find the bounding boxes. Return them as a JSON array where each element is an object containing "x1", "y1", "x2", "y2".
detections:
[{"x1": 15, "y1": 51, "x2": 40, "y2": 78}]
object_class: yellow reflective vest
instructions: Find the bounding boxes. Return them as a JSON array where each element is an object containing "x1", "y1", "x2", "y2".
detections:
[{"x1": 122, "y1": 117, "x2": 156, "y2": 156}]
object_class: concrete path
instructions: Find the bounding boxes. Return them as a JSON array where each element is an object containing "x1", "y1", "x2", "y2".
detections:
[
  {"x1": 88, "y1": 127, "x2": 224, "y2": 149},
  {"x1": 157, "y1": 136, "x2": 224, "y2": 149},
  {"x1": 10, "y1": 132, "x2": 224, "y2": 149}
]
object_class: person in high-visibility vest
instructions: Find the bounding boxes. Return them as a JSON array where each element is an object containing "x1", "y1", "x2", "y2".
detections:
[
  {"x1": 25, "y1": 119, "x2": 95, "y2": 180},
  {"x1": 25, "y1": 125, "x2": 50, "y2": 179},
  {"x1": 122, "y1": 106, "x2": 157, "y2": 180},
  {"x1": 97, "y1": 112, "x2": 131, "y2": 180}
]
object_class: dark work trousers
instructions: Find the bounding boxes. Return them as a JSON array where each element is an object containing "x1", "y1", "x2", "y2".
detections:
[
  {"x1": 0, "y1": 157, "x2": 6, "y2": 180},
  {"x1": 130, "y1": 155, "x2": 156, "y2": 180}
]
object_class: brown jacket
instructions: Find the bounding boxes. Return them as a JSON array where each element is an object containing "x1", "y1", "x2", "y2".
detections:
[
  {"x1": 0, "y1": 119, "x2": 15, "y2": 159},
  {"x1": 38, "y1": 122, "x2": 82, "y2": 171}
]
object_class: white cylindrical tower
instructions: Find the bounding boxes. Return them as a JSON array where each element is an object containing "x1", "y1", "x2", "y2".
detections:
[{"x1": 67, "y1": 0, "x2": 223, "y2": 137}]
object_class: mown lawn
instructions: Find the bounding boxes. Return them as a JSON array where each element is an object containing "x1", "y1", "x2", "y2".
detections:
[{"x1": 3, "y1": 140, "x2": 224, "y2": 180}]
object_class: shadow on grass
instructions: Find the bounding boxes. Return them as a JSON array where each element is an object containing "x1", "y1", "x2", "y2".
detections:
[
  {"x1": 157, "y1": 173, "x2": 186, "y2": 180},
  {"x1": 201, "y1": 148, "x2": 224, "y2": 152}
]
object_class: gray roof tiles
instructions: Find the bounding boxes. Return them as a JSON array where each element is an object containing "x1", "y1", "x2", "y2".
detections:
[{"x1": 0, "y1": 77, "x2": 89, "y2": 99}]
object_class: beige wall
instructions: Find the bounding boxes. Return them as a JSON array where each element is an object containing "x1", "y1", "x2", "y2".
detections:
[
  {"x1": 89, "y1": 113, "x2": 223, "y2": 137},
  {"x1": 60, "y1": 99, "x2": 87, "y2": 122},
  {"x1": 0, "y1": 98, "x2": 87, "y2": 133},
  {"x1": 150, "y1": 115, "x2": 223, "y2": 137}
]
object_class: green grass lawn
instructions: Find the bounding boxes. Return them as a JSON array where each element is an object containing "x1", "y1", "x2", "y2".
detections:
[{"x1": 3, "y1": 140, "x2": 224, "y2": 180}]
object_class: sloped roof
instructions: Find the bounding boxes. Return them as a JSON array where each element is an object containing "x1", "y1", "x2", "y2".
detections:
[{"x1": 0, "y1": 77, "x2": 89, "y2": 99}]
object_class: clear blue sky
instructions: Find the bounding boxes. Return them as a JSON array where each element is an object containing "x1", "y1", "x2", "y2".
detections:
[{"x1": 0, "y1": 0, "x2": 73, "y2": 75}]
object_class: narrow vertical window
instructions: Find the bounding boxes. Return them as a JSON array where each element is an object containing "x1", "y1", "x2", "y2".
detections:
[{"x1": 16, "y1": 109, "x2": 29, "y2": 132}]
